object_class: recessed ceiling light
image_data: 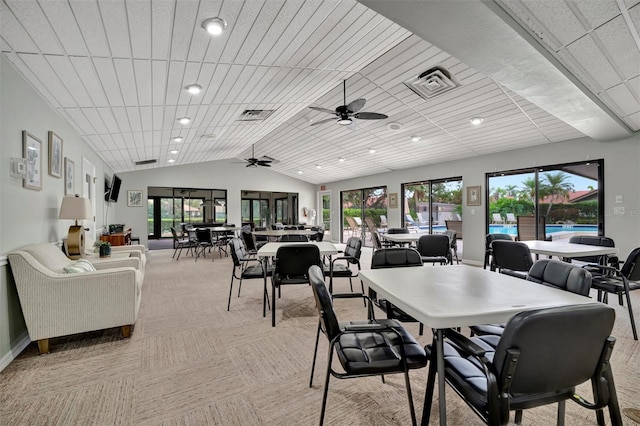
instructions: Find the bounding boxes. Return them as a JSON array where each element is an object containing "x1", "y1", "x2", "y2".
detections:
[
  {"x1": 177, "y1": 117, "x2": 191, "y2": 125},
  {"x1": 338, "y1": 157, "x2": 345, "y2": 162},
  {"x1": 387, "y1": 122, "x2": 402, "y2": 131},
  {"x1": 201, "y1": 17, "x2": 227, "y2": 36},
  {"x1": 168, "y1": 159, "x2": 176, "y2": 163},
  {"x1": 411, "y1": 135, "x2": 421, "y2": 142},
  {"x1": 315, "y1": 164, "x2": 322, "y2": 169},
  {"x1": 337, "y1": 118, "x2": 352, "y2": 125},
  {"x1": 297, "y1": 170, "x2": 303, "y2": 175},
  {"x1": 172, "y1": 136, "x2": 183, "y2": 143},
  {"x1": 369, "y1": 148, "x2": 376, "y2": 154},
  {"x1": 170, "y1": 149, "x2": 178, "y2": 154},
  {"x1": 469, "y1": 117, "x2": 484, "y2": 125},
  {"x1": 185, "y1": 84, "x2": 202, "y2": 95}
]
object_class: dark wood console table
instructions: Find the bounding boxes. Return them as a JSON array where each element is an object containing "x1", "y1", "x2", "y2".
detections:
[{"x1": 100, "y1": 228, "x2": 131, "y2": 246}]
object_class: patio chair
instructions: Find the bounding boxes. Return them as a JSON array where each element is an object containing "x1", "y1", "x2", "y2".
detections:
[
  {"x1": 364, "y1": 217, "x2": 379, "y2": 235},
  {"x1": 380, "y1": 215, "x2": 388, "y2": 228},
  {"x1": 492, "y1": 213, "x2": 505, "y2": 224},
  {"x1": 405, "y1": 214, "x2": 419, "y2": 228},
  {"x1": 345, "y1": 216, "x2": 359, "y2": 236},
  {"x1": 506, "y1": 212, "x2": 517, "y2": 224},
  {"x1": 445, "y1": 220, "x2": 463, "y2": 239},
  {"x1": 416, "y1": 212, "x2": 429, "y2": 226},
  {"x1": 517, "y1": 215, "x2": 549, "y2": 241}
]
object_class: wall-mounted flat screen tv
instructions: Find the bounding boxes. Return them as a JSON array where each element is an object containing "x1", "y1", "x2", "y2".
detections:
[{"x1": 105, "y1": 174, "x2": 122, "y2": 202}]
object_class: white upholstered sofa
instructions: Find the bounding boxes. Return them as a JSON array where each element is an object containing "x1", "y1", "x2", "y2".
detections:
[{"x1": 7, "y1": 243, "x2": 144, "y2": 354}]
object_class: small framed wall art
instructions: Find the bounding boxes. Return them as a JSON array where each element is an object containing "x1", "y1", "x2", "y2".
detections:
[
  {"x1": 23, "y1": 131, "x2": 42, "y2": 190},
  {"x1": 48, "y1": 131, "x2": 63, "y2": 177},
  {"x1": 389, "y1": 192, "x2": 398, "y2": 209},
  {"x1": 127, "y1": 190, "x2": 143, "y2": 207},
  {"x1": 64, "y1": 157, "x2": 74, "y2": 195},
  {"x1": 466, "y1": 185, "x2": 481, "y2": 206}
]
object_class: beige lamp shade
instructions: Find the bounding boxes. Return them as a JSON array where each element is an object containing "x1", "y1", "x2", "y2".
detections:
[{"x1": 59, "y1": 195, "x2": 92, "y2": 259}]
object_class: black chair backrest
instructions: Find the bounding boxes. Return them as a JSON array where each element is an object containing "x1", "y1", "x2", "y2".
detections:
[
  {"x1": 526, "y1": 259, "x2": 592, "y2": 296},
  {"x1": 621, "y1": 247, "x2": 640, "y2": 280},
  {"x1": 170, "y1": 226, "x2": 179, "y2": 241},
  {"x1": 343, "y1": 237, "x2": 362, "y2": 264},
  {"x1": 387, "y1": 227, "x2": 409, "y2": 234},
  {"x1": 416, "y1": 234, "x2": 450, "y2": 258},
  {"x1": 278, "y1": 234, "x2": 309, "y2": 242},
  {"x1": 308, "y1": 265, "x2": 341, "y2": 341},
  {"x1": 316, "y1": 227, "x2": 324, "y2": 242},
  {"x1": 229, "y1": 237, "x2": 247, "y2": 267},
  {"x1": 486, "y1": 233, "x2": 512, "y2": 249},
  {"x1": 371, "y1": 248, "x2": 423, "y2": 269},
  {"x1": 254, "y1": 227, "x2": 268, "y2": 241},
  {"x1": 241, "y1": 231, "x2": 257, "y2": 251},
  {"x1": 491, "y1": 240, "x2": 533, "y2": 272},
  {"x1": 196, "y1": 228, "x2": 212, "y2": 244},
  {"x1": 495, "y1": 304, "x2": 615, "y2": 395},
  {"x1": 275, "y1": 244, "x2": 322, "y2": 277},
  {"x1": 568, "y1": 235, "x2": 615, "y2": 263}
]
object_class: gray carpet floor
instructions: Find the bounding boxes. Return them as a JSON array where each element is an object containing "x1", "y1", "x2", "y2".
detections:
[{"x1": 1, "y1": 247, "x2": 638, "y2": 425}]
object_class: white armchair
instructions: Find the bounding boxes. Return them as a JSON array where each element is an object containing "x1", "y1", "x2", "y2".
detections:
[{"x1": 7, "y1": 243, "x2": 143, "y2": 354}]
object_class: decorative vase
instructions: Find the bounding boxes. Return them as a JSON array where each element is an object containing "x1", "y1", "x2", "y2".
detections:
[{"x1": 99, "y1": 245, "x2": 111, "y2": 258}]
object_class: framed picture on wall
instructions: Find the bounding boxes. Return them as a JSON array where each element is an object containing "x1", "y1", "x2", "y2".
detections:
[
  {"x1": 127, "y1": 190, "x2": 143, "y2": 207},
  {"x1": 467, "y1": 185, "x2": 481, "y2": 206},
  {"x1": 389, "y1": 192, "x2": 398, "y2": 209},
  {"x1": 23, "y1": 131, "x2": 42, "y2": 190},
  {"x1": 48, "y1": 131, "x2": 63, "y2": 178},
  {"x1": 64, "y1": 157, "x2": 74, "y2": 195}
]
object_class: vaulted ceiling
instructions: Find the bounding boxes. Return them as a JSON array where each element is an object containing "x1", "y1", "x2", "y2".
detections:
[{"x1": 1, "y1": 0, "x2": 638, "y2": 184}]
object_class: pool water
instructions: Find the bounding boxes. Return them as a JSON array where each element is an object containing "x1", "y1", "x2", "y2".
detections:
[{"x1": 431, "y1": 224, "x2": 598, "y2": 236}]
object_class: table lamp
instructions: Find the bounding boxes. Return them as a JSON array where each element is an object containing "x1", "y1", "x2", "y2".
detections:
[{"x1": 59, "y1": 195, "x2": 92, "y2": 259}]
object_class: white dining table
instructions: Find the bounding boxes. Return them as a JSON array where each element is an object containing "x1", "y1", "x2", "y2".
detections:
[
  {"x1": 521, "y1": 240, "x2": 618, "y2": 260},
  {"x1": 380, "y1": 231, "x2": 430, "y2": 244},
  {"x1": 253, "y1": 229, "x2": 318, "y2": 241},
  {"x1": 359, "y1": 264, "x2": 597, "y2": 426},
  {"x1": 256, "y1": 242, "x2": 339, "y2": 324}
]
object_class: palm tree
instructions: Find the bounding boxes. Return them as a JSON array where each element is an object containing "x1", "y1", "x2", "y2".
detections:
[
  {"x1": 519, "y1": 177, "x2": 536, "y2": 202},
  {"x1": 541, "y1": 172, "x2": 574, "y2": 216}
]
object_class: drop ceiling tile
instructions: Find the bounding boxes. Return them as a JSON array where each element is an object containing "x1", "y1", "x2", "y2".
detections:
[
  {"x1": 0, "y1": 3, "x2": 38, "y2": 52},
  {"x1": 169, "y1": 0, "x2": 199, "y2": 62},
  {"x1": 113, "y1": 59, "x2": 138, "y2": 106},
  {"x1": 69, "y1": 0, "x2": 111, "y2": 57},
  {"x1": 5, "y1": 0, "x2": 63, "y2": 54},
  {"x1": 571, "y1": 0, "x2": 620, "y2": 30},
  {"x1": 606, "y1": 83, "x2": 640, "y2": 116},
  {"x1": 65, "y1": 108, "x2": 96, "y2": 135},
  {"x1": 150, "y1": 0, "x2": 174, "y2": 60},
  {"x1": 594, "y1": 15, "x2": 640, "y2": 81},
  {"x1": 126, "y1": 0, "x2": 151, "y2": 59},
  {"x1": 112, "y1": 107, "x2": 132, "y2": 133},
  {"x1": 562, "y1": 34, "x2": 620, "y2": 91},
  {"x1": 92, "y1": 57, "x2": 125, "y2": 107},
  {"x1": 18, "y1": 53, "x2": 77, "y2": 107},
  {"x1": 99, "y1": 0, "x2": 131, "y2": 58}
]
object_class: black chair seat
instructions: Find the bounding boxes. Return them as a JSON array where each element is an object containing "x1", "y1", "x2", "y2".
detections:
[
  {"x1": 336, "y1": 319, "x2": 427, "y2": 375},
  {"x1": 273, "y1": 274, "x2": 310, "y2": 285},
  {"x1": 323, "y1": 263, "x2": 352, "y2": 277},
  {"x1": 241, "y1": 263, "x2": 271, "y2": 279}
]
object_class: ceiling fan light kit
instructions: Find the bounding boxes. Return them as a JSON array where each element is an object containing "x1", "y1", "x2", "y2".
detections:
[
  {"x1": 309, "y1": 80, "x2": 388, "y2": 126},
  {"x1": 241, "y1": 145, "x2": 273, "y2": 168}
]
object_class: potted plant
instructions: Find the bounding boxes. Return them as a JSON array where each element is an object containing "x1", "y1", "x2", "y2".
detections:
[{"x1": 94, "y1": 240, "x2": 111, "y2": 258}]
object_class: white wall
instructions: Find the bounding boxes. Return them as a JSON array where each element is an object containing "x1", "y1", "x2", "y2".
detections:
[
  {"x1": 113, "y1": 157, "x2": 318, "y2": 245},
  {"x1": 321, "y1": 135, "x2": 640, "y2": 264}
]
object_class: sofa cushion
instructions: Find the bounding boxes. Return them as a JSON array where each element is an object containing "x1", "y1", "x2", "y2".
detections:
[{"x1": 64, "y1": 259, "x2": 96, "y2": 273}]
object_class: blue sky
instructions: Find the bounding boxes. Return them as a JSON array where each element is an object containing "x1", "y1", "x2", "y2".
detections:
[{"x1": 489, "y1": 172, "x2": 596, "y2": 192}]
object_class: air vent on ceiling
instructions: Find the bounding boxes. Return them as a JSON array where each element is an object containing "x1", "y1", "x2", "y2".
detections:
[
  {"x1": 404, "y1": 66, "x2": 460, "y2": 100},
  {"x1": 134, "y1": 159, "x2": 157, "y2": 166},
  {"x1": 237, "y1": 109, "x2": 275, "y2": 121}
]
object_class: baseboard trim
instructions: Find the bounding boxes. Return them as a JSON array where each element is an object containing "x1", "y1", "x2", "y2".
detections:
[{"x1": 0, "y1": 332, "x2": 30, "y2": 372}]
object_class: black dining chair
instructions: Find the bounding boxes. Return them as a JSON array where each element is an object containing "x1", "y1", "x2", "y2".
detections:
[
  {"x1": 271, "y1": 244, "x2": 322, "y2": 326},
  {"x1": 470, "y1": 259, "x2": 593, "y2": 338},
  {"x1": 307, "y1": 265, "x2": 428, "y2": 426},
  {"x1": 227, "y1": 237, "x2": 271, "y2": 312},
  {"x1": 484, "y1": 233, "x2": 512, "y2": 269},
  {"x1": 323, "y1": 236, "x2": 363, "y2": 296},
  {"x1": 491, "y1": 239, "x2": 534, "y2": 278},
  {"x1": 386, "y1": 227, "x2": 410, "y2": 247},
  {"x1": 423, "y1": 304, "x2": 622, "y2": 426},
  {"x1": 170, "y1": 226, "x2": 194, "y2": 260},
  {"x1": 584, "y1": 247, "x2": 640, "y2": 340},
  {"x1": 569, "y1": 235, "x2": 618, "y2": 266},
  {"x1": 369, "y1": 248, "x2": 425, "y2": 335},
  {"x1": 194, "y1": 228, "x2": 214, "y2": 261},
  {"x1": 443, "y1": 229, "x2": 459, "y2": 264},
  {"x1": 277, "y1": 234, "x2": 308, "y2": 242},
  {"x1": 415, "y1": 234, "x2": 450, "y2": 265}
]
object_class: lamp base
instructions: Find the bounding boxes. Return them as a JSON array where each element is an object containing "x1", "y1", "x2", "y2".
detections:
[{"x1": 67, "y1": 225, "x2": 85, "y2": 260}]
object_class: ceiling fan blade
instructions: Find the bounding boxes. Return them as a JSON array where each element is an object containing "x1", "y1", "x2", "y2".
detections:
[
  {"x1": 354, "y1": 112, "x2": 388, "y2": 120},
  {"x1": 347, "y1": 98, "x2": 366, "y2": 113},
  {"x1": 308, "y1": 106, "x2": 336, "y2": 114},
  {"x1": 257, "y1": 162, "x2": 272, "y2": 167},
  {"x1": 310, "y1": 117, "x2": 337, "y2": 126}
]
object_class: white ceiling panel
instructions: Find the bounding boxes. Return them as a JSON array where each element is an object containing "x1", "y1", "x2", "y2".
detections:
[{"x1": 2, "y1": 0, "x2": 636, "y2": 184}]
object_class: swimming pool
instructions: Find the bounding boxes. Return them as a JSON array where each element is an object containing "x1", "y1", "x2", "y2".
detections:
[{"x1": 431, "y1": 224, "x2": 598, "y2": 236}]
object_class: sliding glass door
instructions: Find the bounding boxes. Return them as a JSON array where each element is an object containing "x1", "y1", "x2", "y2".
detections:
[
  {"x1": 340, "y1": 186, "x2": 387, "y2": 247},
  {"x1": 402, "y1": 177, "x2": 463, "y2": 233}
]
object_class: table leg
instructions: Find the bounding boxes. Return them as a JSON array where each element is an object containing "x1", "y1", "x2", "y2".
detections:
[
  {"x1": 436, "y1": 328, "x2": 446, "y2": 426},
  {"x1": 261, "y1": 256, "x2": 267, "y2": 318}
]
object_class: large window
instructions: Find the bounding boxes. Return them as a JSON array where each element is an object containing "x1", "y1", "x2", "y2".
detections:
[
  {"x1": 147, "y1": 187, "x2": 227, "y2": 239},
  {"x1": 486, "y1": 160, "x2": 603, "y2": 239},
  {"x1": 241, "y1": 191, "x2": 298, "y2": 228},
  {"x1": 402, "y1": 177, "x2": 462, "y2": 233}
]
